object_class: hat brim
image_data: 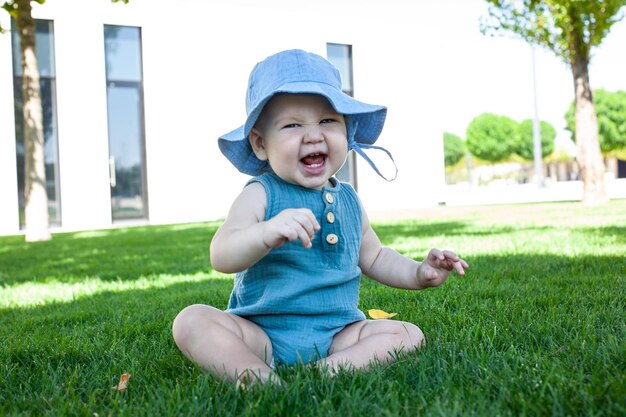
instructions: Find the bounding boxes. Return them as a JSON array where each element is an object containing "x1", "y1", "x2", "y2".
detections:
[{"x1": 219, "y1": 82, "x2": 387, "y2": 176}]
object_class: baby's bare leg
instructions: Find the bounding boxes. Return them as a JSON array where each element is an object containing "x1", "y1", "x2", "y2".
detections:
[
  {"x1": 319, "y1": 319, "x2": 425, "y2": 373},
  {"x1": 172, "y1": 304, "x2": 275, "y2": 383}
]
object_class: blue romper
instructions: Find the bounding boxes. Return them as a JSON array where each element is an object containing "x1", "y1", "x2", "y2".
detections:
[{"x1": 226, "y1": 172, "x2": 366, "y2": 365}]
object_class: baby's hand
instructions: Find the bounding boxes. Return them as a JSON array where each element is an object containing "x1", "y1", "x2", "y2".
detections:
[
  {"x1": 263, "y1": 208, "x2": 321, "y2": 249},
  {"x1": 416, "y1": 248, "x2": 469, "y2": 289}
]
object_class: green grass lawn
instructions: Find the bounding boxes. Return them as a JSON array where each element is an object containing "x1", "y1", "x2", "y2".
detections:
[{"x1": 1, "y1": 200, "x2": 625, "y2": 416}]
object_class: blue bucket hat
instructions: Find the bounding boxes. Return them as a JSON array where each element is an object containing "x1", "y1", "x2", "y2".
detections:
[{"x1": 218, "y1": 49, "x2": 396, "y2": 180}]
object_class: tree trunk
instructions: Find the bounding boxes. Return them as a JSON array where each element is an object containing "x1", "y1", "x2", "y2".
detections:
[
  {"x1": 570, "y1": 56, "x2": 608, "y2": 205},
  {"x1": 17, "y1": 0, "x2": 51, "y2": 241}
]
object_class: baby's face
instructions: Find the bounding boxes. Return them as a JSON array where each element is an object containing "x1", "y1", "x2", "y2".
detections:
[{"x1": 250, "y1": 94, "x2": 348, "y2": 190}]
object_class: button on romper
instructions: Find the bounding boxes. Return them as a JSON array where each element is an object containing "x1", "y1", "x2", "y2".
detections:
[{"x1": 226, "y1": 172, "x2": 366, "y2": 365}]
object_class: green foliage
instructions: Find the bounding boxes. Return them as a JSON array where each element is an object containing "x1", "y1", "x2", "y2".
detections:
[
  {"x1": 443, "y1": 132, "x2": 466, "y2": 167},
  {"x1": 515, "y1": 119, "x2": 556, "y2": 160},
  {"x1": 1, "y1": 1, "x2": 20, "y2": 33},
  {"x1": 566, "y1": 89, "x2": 626, "y2": 153},
  {"x1": 0, "y1": 0, "x2": 44, "y2": 32},
  {"x1": 481, "y1": 0, "x2": 626, "y2": 65},
  {"x1": 466, "y1": 113, "x2": 517, "y2": 162},
  {"x1": 481, "y1": 1, "x2": 626, "y2": 203},
  {"x1": 1, "y1": 0, "x2": 126, "y2": 32},
  {"x1": 1, "y1": 2, "x2": 19, "y2": 19}
]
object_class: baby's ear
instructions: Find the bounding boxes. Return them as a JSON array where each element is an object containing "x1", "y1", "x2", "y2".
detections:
[{"x1": 249, "y1": 128, "x2": 268, "y2": 161}]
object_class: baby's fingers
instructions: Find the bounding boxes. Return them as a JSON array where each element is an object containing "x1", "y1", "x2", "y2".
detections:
[
  {"x1": 441, "y1": 249, "x2": 460, "y2": 262},
  {"x1": 295, "y1": 224, "x2": 315, "y2": 248},
  {"x1": 451, "y1": 260, "x2": 467, "y2": 275},
  {"x1": 442, "y1": 250, "x2": 469, "y2": 275},
  {"x1": 292, "y1": 210, "x2": 320, "y2": 246},
  {"x1": 299, "y1": 209, "x2": 321, "y2": 236},
  {"x1": 427, "y1": 248, "x2": 446, "y2": 263},
  {"x1": 429, "y1": 248, "x2": 468, "y2": 275},
  {"x1": 277, "y1": 209, "x2": 318, "y2": 248}
]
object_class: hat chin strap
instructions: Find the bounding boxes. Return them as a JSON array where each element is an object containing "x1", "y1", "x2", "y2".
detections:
[{"x1": 347, "y1": 120, "x2": 398, "y2": 182}]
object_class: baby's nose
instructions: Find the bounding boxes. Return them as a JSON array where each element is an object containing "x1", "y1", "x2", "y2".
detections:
[{"x1": 303, "y1": 125, "x2": 324, "y2": 142}]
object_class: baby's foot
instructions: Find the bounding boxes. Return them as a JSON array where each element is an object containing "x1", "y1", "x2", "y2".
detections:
[
  {"x1": 235, "y1": 369, "x2": 282, "y2": 390},
  {"x1": 311, "y1": 359, "x2": 355, "y2": 377}
]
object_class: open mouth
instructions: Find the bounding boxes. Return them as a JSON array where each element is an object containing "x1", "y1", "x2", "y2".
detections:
[
  {"x1": 300, "y1": 152, "x2": 328, "y2": 175},
  {"x1": 300, "y1": 153, "x2": 327, "y2": 169}
]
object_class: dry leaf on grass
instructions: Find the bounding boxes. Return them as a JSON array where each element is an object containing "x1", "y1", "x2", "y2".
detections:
[
  {"x1": 112, "y1": 373, "x2": 131, "y2": 393},
  {"x1": 368, "y1": 309, "x2": 398, "y2": 320}
]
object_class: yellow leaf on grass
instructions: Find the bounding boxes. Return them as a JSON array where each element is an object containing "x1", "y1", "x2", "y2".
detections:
[
  {"x1": 368, "y1": 309, "x2": 397, "y2": 320},
  {"x1": 112, "y1": 373, "x2": 131, "y2": 392}
]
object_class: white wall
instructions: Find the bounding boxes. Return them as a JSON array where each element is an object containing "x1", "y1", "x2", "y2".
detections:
[
  {"x1": 43, "y1": 1, "x2": 113, "y2": 231},
  {"x1": 349, "y1": 1, "x2": 447, "y2": 211},
  {"x1": 1, "y1": 0, "x2": 445, "y2": 235}
]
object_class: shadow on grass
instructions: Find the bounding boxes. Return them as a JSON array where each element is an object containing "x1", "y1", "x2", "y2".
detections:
[
  {"x1": 1, "y1": 250, "x2": 624, "y2": 416},
  {"x1": 371, "y1": 219, "x2": 559, "y2": 244},
  {"x1": 0, "y1": 222, "x2": 220, "y2": 285},
  {"x1": 2, "y1": 218, "x2": 625, "y2": 287},
  {"x1": 583, "y1": 225, "x2": 626, "y2": 244},
  {"x1": 373, "y1": 219, "x2": 626, "y2": 250}
]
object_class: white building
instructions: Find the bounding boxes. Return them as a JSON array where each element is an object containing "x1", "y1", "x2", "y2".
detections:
[{"x1": 0, "y1": 0, "x2": 447, "y2": 236}]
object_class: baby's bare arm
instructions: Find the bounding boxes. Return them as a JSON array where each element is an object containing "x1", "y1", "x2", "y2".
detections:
[
  {"x1": 358, "y1": 208, "x2": 422, "y2": 290},
  {"x1": 210, "y1": 183, "x2": 321, "y2": 273},
  {"x1": 210, "y1": 183, "x2": 271, "y2": 273},
  {"x1": 359, "y1": 227, "x2": 422, "y2": 290},
  {"x1": 358, "y1": 204, "x2": 468, "y2": 290}
]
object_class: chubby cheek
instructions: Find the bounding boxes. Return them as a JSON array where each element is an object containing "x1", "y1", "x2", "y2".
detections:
[
  {"x1": 333, "y1": 143, "x2": 349, "y2": 164},
  {"x1": 270, "y1": 144, "x2": 300, "y2": 168}
]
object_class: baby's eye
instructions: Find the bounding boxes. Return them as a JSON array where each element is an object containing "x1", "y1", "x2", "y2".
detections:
[
  {"x1": 282, "y1": 123, "x2": 301, "y2": 129},
  {"x1": 320, "y1": 118, "x2": 337, "y2": 124}
]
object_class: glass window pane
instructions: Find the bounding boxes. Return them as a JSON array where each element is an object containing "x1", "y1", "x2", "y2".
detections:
[
  {"x1": 104, "y1": 25, "x2": 147, "y2": 221},
  {"x1": 11, "y1": 22, "x2": 20, "y2": 75},
  {"x1": 107, "y1": 84, "x2": 146, "y2": 220},
  {"x1": 107, "y1": 85, "x2": 142, "y2": 170},
  {"x1": 326, "y1": 43, "x2": 353, "y2": 94},
  {"x1": 104, "y1": 25, "x2": 142, "y2": 82},
  {"x1": 36, "y1": 20, "x2": 55, "y2": 77},
  {"x1": 41, "y1": 78, "x2": 60, "y2": 224},
  {"x1": 327, "y1": 43, "x2": 357, "y2": 188},
  {"x1": 11, "y1": 19, "x2": 55, "y2": 77}
]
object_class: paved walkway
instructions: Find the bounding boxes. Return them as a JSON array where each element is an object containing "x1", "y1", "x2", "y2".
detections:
[
  {"x1": 443, "y1": 177, "x2": 626, "y2": 206},
  {"x1": 368, "y1": 178, "x2": 626, "y2": 221}
]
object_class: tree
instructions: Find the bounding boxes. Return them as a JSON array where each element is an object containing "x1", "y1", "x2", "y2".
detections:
[
  {"x1": 565, "y1": 89, "x2": 626, "y2": 154},
  {"x1": 516, "y1": 119, "x2": 556, "y2": 160},
  {"x1": 2, "y1": 0, "x2": 128, "y2": 241},
  {"x1": 466, "y1": 113, "x2": 518, "y2": 162},
  {"x1": 481, "y1": 0, "x2": 626, "y2": 204},
  {"x1": 3, "y1": 0, "x2": 49, "y2": 241},
  {"x1": 443, "y1": 132, "x2": 466, "y2": 167}
]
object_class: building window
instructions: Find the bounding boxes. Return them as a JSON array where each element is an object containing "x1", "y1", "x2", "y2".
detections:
[
  {"x1": 327, "y1": 43, "x2": 357, "y2": 190},
  {"x1": 104, "y1": 25, "x2": 148, "y2": 221},
  {"x1": 12, "y1": 19, "x2": 61, "y2": 228}
]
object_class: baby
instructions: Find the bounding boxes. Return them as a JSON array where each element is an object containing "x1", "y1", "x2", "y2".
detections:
[{"x1": 172, "y1": 49, "x2": 468, "y2": 385}]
